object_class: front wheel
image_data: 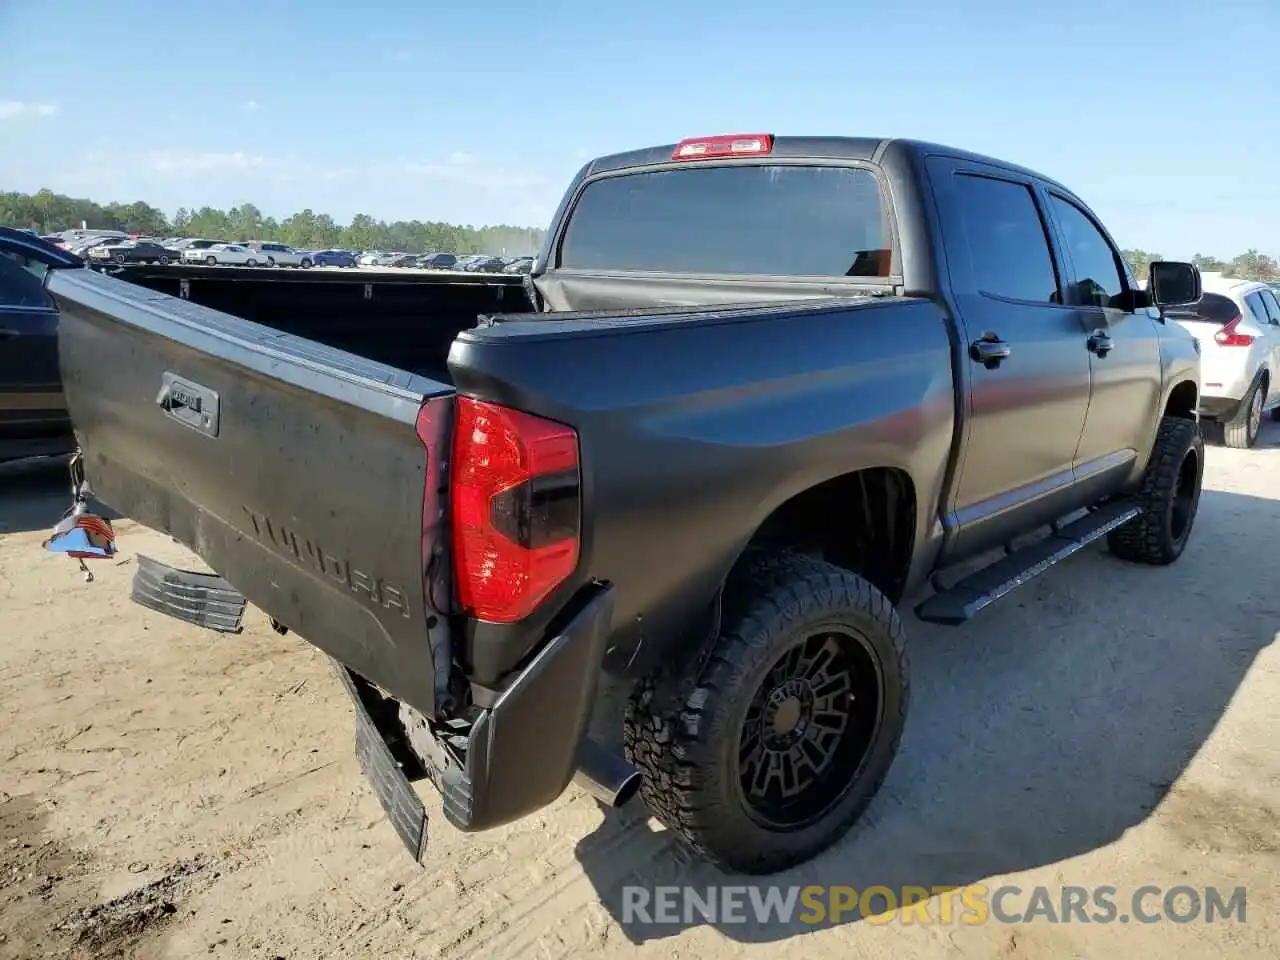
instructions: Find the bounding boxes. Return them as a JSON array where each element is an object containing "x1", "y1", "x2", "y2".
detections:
[
  {"x1": 246, "y1": 258, "x2": 259, "y2": 267},
  {"x1": 300, "y1": 258, "x2": 312, "y2": 269},
  {"x1": 205, "y1": 255, "x2": 217, "y2": 266},
  {"x1": 624, "y1": 553, "x2": 908, "y2": 875},
  {"x1": 1107, "y1": 416, "x2": 1204, "y2": 565}
]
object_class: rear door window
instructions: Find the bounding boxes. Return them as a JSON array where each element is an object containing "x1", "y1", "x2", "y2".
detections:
[
  {"x1": 948, "y1": 174, "x2": 1061, "y2": 303},
  {"x1": 1243, "y1": 291, "x2": 1269, "y2": 325},
  {"x1": 0, "y1": 251, "x2": 53, "y2": 308},
  {"x1": 559, "y1": 164, "x2": 893, "y2": 277},
  {"x1": 1256, "y1": 288, "x2": 1280, "y2": 325}
]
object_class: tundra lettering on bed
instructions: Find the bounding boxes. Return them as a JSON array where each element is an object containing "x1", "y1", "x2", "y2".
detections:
[{"x1": 51, "y1": 133, "x2": 1206, "y2": 876}]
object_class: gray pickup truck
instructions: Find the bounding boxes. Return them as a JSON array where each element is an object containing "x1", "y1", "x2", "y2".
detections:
[{"x1": 46, "y1": 134, "x2": 1204, "y2": 875}]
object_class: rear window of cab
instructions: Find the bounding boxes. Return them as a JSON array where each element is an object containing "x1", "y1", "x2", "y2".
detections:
[{"x1": 558, "y1": 164, "x2": 893, "y2": 278}]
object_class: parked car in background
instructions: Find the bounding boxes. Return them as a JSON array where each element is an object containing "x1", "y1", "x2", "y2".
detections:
[
  {"x1": 243, "y1": 242, "x2": 314, "y2": 268},
  {"x1": 503, "y1": 256, "x2": 535, "y2": 274},
  {"x1": 1165, "y1": 277, "x2": 1280, "y2": 446},
  {"x1": 181, "y1": 243, "x2": 264, "y2": 267},
  {"x1": 418, "y1": 252, "x2": 457, "y2": 270},
  {"x1": 57, "y1": 230, "x2": 130, "y2": 253},
  {"x1": 357, "y1": 252, "x2": 382, "y2": 266},
  {"x1": 171, "y1": 238, "x2": 228, "y2": 254},
  {"x1": 67, "y1": 235, "x2": 126, "y2": 257},
  {"x1": 86, "y1": 238, "x2": 182, "y2": 265},
  {"x1": 312, "y1": 249, "x2": 358, "y2": 268},
  {"x1": 0, "y1": 226, "x2": 79, "y2": 463},
  {"x1": 463, "y1": 255, "x2": 507, "y2": 273},
  {"x1": 389, "y1": 254, "x2": 420, "y2": 268},
  {"x1": 452, "y1": 254, "x2": 488, "y2": 271}
]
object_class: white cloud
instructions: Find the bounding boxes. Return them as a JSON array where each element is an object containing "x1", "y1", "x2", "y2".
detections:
[
  {"x1": 148, "y1": 149, "x2": 273, "y2": 175},
  {"x1": 0, "y1": 100, "x2": 58, "y2": 119},
  {"x1": 243, "y1": 100, "x2": 261, "y2": 112},
  {"x1": 396, "y1": 154, "x2": 546, "y2": 190}
]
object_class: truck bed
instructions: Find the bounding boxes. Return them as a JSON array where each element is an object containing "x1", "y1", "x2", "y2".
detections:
[{"x1": 99, "y1": 264, "x2": 534, "y2": 383}]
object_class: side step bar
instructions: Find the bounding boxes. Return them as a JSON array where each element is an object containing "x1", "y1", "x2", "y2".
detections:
[{"x1": 915, "y1": 502, "x2": 1141, "y2": 625}]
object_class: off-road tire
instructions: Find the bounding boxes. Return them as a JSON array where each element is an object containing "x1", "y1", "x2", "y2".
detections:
[
  {"x1": 623, "y1": 552, "x2": 908, "y2": 875},
  {"x1": 1107, "y1": 415, "x2": 1203, "y2": 565},
  {"x1": 1223, "y1": 380, "x2": 1264, "y2": 449}
]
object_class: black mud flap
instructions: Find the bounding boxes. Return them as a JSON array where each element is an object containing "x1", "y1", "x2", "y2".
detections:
[
  {"x1": 130, "y1": 554, "x2": 248, "y2": 633},
  {"x1": 331, "y1": 660, "x2": 430, "y2": 864}
]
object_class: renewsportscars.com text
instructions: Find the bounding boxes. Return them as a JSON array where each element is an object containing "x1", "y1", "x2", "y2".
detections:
[{"x1": 622, "y1": 884, "x2": 1247, "y2": 927}]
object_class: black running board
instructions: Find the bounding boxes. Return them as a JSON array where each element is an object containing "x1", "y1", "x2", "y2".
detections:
[
  {"x1": 130, "y1": 554, "x2": 248, "y2": 633},
  {"x1": 915, "y1": 502, "x2": 1141, "y2": 625}
]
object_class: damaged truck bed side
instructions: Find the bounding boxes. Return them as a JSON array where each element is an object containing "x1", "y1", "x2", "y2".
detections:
[{"x1": 49, "y1": 135, "x2": 1205, "y2": 875}]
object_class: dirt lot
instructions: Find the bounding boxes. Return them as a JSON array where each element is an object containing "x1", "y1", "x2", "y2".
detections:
[{"x1": 2, "y1": 422, "x2": 1278, "y2": 960}]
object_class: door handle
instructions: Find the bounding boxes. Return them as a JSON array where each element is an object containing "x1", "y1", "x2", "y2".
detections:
[
  {"x1": 970, "y1": 334, "x2": 1012, "y2": 369},
  {"x1": 1087, "y1": 330, "x2": 1113, "y2": 357}
]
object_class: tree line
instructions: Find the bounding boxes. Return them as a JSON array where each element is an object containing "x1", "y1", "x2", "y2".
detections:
[
  {"x1": 2, "y1": 189, "x2": 1275, "y2": 275},
  {"x1": 1123, "y1": 248, "x2": 1278, "y2": 283},
  {"x1": 0, "y1": 189, "x2": 546, "y2": 256}
]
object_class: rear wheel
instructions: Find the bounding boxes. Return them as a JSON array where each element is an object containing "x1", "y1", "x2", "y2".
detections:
[
  {"x1": 1223, "y1": 381, "x2": 1264, "y2": 449},
  {"x1": 1107, "y1": 415, "x2": 1203, "y2": 565},
  {"x1": 246, "y1": 258, "x2": 259, "y2": 267},
  {"x1": 266, "y1": 256, "x2": 276, "y2": 267},
  {"x1": 300, "y1": 258, "x2": 313, "y2": 269},
  {"x1": 113, "y1": 253, "x2": 126, "y2": 264},
  {"x1": 624, "y1": 553, "x2": 908, "y2": 875},
  {"x1": 159, "y1": 256, "x2": 170, "y2": 265},
  {"x1": 205, "y1": 255, "x2": 217, "y2": 266}
]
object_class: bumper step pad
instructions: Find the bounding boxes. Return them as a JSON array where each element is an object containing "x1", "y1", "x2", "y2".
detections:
[{"x1": 130, "y1": 554, "x2": 247, "y2": 633}]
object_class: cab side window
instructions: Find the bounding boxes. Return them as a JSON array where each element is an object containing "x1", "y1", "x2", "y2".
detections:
[{"x1": 1047, "y1": 195, "x2": 1127, "y2": 309}]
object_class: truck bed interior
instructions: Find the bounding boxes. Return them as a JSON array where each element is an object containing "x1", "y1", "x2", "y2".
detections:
[{"x1": 108, "y1": 266, "x2": 536, "y2": 383}]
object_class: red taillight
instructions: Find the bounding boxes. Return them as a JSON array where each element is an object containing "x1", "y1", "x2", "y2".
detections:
[
  {"x1": 1214, "y1": 315, "x2": 1254, "y2": 347},
  {"x1": 446, "y1": 397, "x2": 580, "y2": 623},
  {"x1": 672, "y1": 133, "x2": 773, "y2": 161}
]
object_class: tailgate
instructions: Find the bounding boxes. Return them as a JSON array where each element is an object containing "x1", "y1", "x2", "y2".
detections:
[{"x1": 47, "y1": 267, "x2": 453, "y2": 717}]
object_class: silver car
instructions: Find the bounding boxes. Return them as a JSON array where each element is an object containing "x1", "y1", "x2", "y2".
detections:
[{"x1": 245, "y1": 242, "x2": 313, "y2": 268}]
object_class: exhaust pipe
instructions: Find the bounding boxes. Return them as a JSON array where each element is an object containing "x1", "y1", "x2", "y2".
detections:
[{"x1": 573, "y1": 737, "x2": 642, "y2": 808}]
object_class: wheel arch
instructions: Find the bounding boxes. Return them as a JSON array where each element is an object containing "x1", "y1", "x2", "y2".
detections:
[{"x1": 737, "y1": 466, "x2": 918, "y2": 605}]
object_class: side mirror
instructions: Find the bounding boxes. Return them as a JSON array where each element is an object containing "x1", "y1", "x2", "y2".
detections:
[{"x1": 1149, "y1": 261, "x2": 1201, "y2": 307}]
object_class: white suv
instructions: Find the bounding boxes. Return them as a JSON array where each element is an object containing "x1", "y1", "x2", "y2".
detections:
[{"x1": 1167, "y1": 277, "x2": 1280, "y2": 448}]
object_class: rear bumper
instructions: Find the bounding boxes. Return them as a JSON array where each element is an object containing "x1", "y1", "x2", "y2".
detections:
[
  {"x1": 336, "y1": 584, "x2": 616, "y2": 861},
  {"x1": 1198, "y1": 395, "x2": 1242, "y2": 421}
]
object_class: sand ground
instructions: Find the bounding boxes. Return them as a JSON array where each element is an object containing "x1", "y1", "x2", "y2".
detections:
[{"x1": 1, "y1": 421, "x2": 1277, "y2": 959}]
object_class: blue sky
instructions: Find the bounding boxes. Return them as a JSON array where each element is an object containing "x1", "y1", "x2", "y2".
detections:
[{"x1": 2, "y1": 0, "x2": 1277, "y2": 258}]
